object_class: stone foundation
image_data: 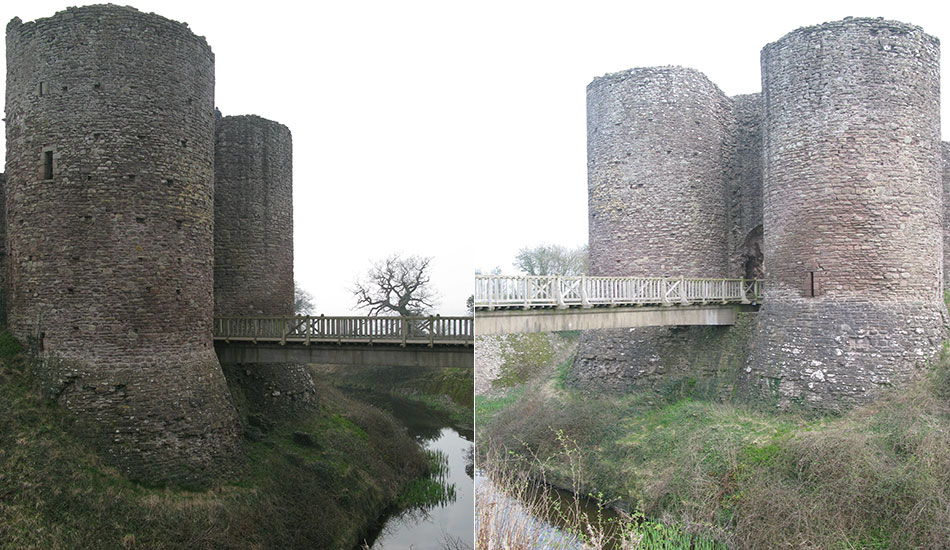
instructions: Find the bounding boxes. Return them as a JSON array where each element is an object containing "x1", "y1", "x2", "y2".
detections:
[
  {"x1": 222, "y1": 363, "x2": 318, "y2": 421},
  {"x1": 747, "y1": 300, "x2": 946, "y2": 411},
  {"x1": 569, "y1": 314, "x2": 757, "y2": 399}
]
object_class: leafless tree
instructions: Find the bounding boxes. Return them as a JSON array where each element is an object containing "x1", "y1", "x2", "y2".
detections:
[
  {"x1": 352, "y1": 254, "x2": 439, "y2": 316},
  {"x1": 294, "y1": 281, "x2": 316, "y2": 315}
]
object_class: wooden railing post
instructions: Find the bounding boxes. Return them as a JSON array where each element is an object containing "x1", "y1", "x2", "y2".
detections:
[
  {"x1": 679, "y1": 277, "x2": 688, "y2": 305},
  {"x1": 555, "y1": 276, "x2": 566, "y2": 308},
  {"x1": 580, "y1": 275, "x2": 590, "y2": 308},
  {"x1": 429, "y1": 315, "x2": 437, "y2": 347},
  {"x1": 523, "y1": 277, "x2": 530, "y2": 310}
]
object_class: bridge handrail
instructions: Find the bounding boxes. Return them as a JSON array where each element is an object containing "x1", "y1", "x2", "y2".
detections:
[
  {"x1": 213, "y1": 315, "x2": 473, "y2": 345},
  {"x1": 474, "y1": 275, "x2": 760, "y2": 310}
]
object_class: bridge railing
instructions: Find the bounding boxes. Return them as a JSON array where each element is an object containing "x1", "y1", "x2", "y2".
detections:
[
  {"x1": 474, "y1": 275, "x2": 760, "y2": 310},
  {"x1": 213, "y1": 315, "x2": 473, "y2": 346}
]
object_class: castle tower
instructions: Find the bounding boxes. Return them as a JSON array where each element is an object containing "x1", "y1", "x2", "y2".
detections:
[
  {"x1": 750, "y1": 18, "x2": 946, "y2": 409},
  {"x1": 572, "y1": 67, "x2": 739, "y2": 393},
  {"x1": 587, "y1": 67, "x2": 733, "y2": 277},
  {"x1": 5, "y1": 6, "x2": 242, "y2": 484},
  {"x1": 213, "y1": 115, "x2": 316, "y2": 417}
]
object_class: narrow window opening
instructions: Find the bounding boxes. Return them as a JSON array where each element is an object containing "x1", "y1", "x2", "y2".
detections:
[
  {"x1": 39, "y1": 82, "x2": 48, "y2": 96},
  {"x1": 809, "y1": 272, "x2": 816, "y2": 297},
  {"x1": 43, "y1": 151, "x2": 53, "y2": 179}
]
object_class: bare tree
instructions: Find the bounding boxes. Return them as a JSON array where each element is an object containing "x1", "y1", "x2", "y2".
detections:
[
  {"x1": 294, "y1": 281, "x2": 316, "y2": 314},
  {"x1": 353, "y1": 254, "x2": 439, "y2": 316},
  {"x1": 466, "y1": 295, "x2": 474, "y2": 316},
  {"x1": 513, "y1": 244, "x2": 588, "y2": 276}
]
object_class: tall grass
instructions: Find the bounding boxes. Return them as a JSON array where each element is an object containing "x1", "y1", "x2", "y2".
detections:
[
  {"x1": 476, "y1": 438, "x2": 727, "y2": 550},
  {"x1": 477, "y1": 332, "x2": 950, "y2": 549},
  {"x1": 0, "y1": 334, "x2": 432, "y2": 550}
]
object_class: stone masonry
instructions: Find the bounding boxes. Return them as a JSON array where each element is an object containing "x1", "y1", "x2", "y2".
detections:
[
  {"x1": 587, "y1": 67, "x2": 733, "y2": 278},
  {"x1": 214, "y1": 115, "x2": 316, "y2": 418},
  {"x1": 577, "y1": 18, "x2": 949, "y2": 410},
  {"x1": 2, "y1": 5, "x2": 304, "y2": 484}
]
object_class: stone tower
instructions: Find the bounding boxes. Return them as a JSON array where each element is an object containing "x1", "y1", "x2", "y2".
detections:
[
  {"x1": 587, "y1": 67, "x2": 733, "y2": 278},
  {"x1": 750, "y1": 18, "x2": 946, "y2": 409},
  {"x1": 214, "y1": 115, "x2": 316, "y2": 417},
  {"x1": 4, "y1": 5, "x2": 242, "y2": 484}
]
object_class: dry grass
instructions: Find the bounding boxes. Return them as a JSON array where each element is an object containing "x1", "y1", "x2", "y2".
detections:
[
  {"x1": 477, "y1": 333, "x2": 950, "y2": 550},
  {"x1": 0, "y1": 342, "x2": 430, "y2": 550}
]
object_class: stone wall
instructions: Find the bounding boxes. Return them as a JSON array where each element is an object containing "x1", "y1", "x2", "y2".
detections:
[
  {"x1": 214, "y1": 114, "x2": 316, "y2": 418},
  {"x1": 749, "y1": 17, "x2": 945, "y2": 409},
  {"x1": 578, "y1": 17, "x2": 948, "y2": 411},
  {"x1": 728, "y1": 94, "x2": 764, "y2": 279},
  {"x1": 569, "y1": 314, "x2": 758, "y2": 399},
  {"x1": 760, "y1": 18, "x2": 942, "y2": 302},
  {"x1": 944, "y1": 142, "x2": 950, "y2": 290},
  {"x1": 0, "y1": 172, "x2": 5, "y2": 323},
  {"x1": 214, "y1": 115, "x2": 294, "y2": 317},
  {"x1": 587, "y1": 67, "x2": 732, "y2": 278},
  {"x1": 4, "y1": 5, "x2": 241, "y2": 485}
]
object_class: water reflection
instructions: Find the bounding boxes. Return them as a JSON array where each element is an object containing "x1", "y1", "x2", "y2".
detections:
[{"x1": 341, "y1": 390, "x2": 474, "y2": 550}]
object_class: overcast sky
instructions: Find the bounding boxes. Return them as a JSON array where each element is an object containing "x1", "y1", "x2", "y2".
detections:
[{"x1": 3, "y1": 1, "x2": 950, "y2": 311}]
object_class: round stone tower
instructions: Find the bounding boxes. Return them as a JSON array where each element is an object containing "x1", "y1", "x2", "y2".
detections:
[
  {"x1": 587, "y1": 66, "x2": 732, "y2": 277},
  {"x1": 5, "y1": 5, "x2": 242, "y2": 484},
  {"x1": 751, "y1": 18, "x2": 946, "y2": 409},
  {"x1": 214, "y1": 115, "x2": 316, "y2": 417}
]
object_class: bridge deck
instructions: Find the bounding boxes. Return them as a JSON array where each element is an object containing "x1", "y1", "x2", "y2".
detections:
[
  {"x1": 213, "y1": 315, "x2": 473, "y2": 347},
  {"x1": 475, "y1": 275, "x2": 759, "y2": 310},
  {"x1": 474, "y1": 275, "x2": 761, "y2": 334}
]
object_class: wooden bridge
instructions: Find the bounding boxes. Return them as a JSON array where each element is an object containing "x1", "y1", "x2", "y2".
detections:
[
  {"x1": 213, "y1": 315, "x2": 473, "y2": 368},
  {"x1": 474, "y1": 275, "x2": 760, "y2": 335}
]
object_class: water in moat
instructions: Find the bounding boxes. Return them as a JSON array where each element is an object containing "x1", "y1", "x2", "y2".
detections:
[
  {"x1": 342, "y1": 389, "x2": 474, "y2": 550},
  {"x1": 475, "y1": 469, "x2": 626, "y2": 549}
]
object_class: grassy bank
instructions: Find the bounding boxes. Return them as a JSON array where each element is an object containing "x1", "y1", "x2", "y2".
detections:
[
  {"x1": 476, "y1": 333, "x2": 950, "y2": 549},
  {"x1": 0, "y1": 333, "x2": 429, "y2": 550},
  {"x1": 312, "y1": 364, "x2": 473, "y2": 432}
]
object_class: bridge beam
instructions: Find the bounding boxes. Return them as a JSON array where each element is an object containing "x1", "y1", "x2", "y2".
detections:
[
  {"x1": 214, "y1": 342, "x2": 473, "y2": 369},
  {"x1": 475, "y1": 305, "x2": 755, "y2": 335}
]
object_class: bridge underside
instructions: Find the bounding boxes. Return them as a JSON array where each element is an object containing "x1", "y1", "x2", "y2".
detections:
[
  {"x1": 475, "y1": 305, "x2": 757, "y2": 335},
  {"x1": 214, "y1": 341, "x2": 473, "y2": 369}
]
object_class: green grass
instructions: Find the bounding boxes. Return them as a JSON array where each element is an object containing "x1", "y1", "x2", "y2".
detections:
[
  {"x1": 479, "y1": 332, "x2": 950, "y2": 549},
  {"x1": 0, "y1": 332, "x2": 431, "y2": 550},
  {"x1": 475, "y1": 387, "x2": 525, "y2": 424}
]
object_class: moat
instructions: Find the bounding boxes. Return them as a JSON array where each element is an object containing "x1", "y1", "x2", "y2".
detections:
[{"x1": 342, "y1": 389, "x2": 474, "y2": 550}]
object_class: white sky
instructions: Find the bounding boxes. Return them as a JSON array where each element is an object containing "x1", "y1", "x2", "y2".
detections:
[{"x1": 3, "y1": 1, "x2": 950, "y2": 312}]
